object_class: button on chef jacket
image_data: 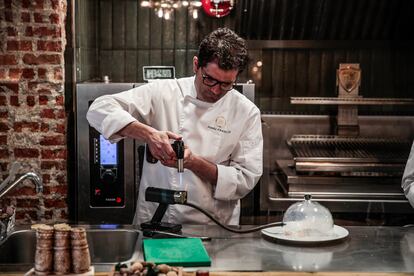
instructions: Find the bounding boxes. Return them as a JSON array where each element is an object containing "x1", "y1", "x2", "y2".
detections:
[{"x1": 86, "y1": 76, "x2": 263, "y2": 225}]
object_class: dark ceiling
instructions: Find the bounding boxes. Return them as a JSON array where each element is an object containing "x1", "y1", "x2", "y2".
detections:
[{"x1": 234, "y1": 0, "x2": 414, "y2": 40}]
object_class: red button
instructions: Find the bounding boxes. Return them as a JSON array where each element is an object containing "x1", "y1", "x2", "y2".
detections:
[
  {"x1": 116, "y1": 197, "x2": 122, "y2": 203},
  {"x1": 95, "y1": 188, "x2": 101, "y2": 195}
]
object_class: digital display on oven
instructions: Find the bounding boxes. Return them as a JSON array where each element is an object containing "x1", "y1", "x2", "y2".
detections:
[{"x1": 99, "y1": 135, "x2": 117, "y2": 165}]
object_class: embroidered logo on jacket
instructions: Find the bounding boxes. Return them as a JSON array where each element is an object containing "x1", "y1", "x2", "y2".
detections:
[{"x1": 208, "y1": 116, "x2": 231, "y2": 134}]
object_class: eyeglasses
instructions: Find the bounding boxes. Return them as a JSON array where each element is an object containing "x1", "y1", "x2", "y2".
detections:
[{"x1": 201, "y1": 69, "x2": 236, "y2": 92}]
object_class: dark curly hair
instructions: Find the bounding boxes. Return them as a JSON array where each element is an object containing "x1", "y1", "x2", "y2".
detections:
[{"x1": 197, "y1": 28, "x2": 249, "y2": 73}]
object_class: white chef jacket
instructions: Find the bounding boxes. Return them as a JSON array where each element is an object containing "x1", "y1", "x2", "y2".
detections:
[
  {"x1": 86, "y1": 76, "x2": 263, "y2": 225},
  {"x1": 402, "y1": 141, "x2": 414, "y2": 208}
]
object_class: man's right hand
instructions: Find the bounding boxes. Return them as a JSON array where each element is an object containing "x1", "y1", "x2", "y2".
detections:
[
  {"x1": 147, "y1": 130, "x2": 182, "y2": 162},
  {"x1": 117, "y1": 121, "x2": 182, "y2": 162}
]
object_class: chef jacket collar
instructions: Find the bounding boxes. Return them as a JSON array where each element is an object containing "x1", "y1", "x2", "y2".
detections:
[{"x1": 182, "y1": 76, "x2": 234, "y2": 109}]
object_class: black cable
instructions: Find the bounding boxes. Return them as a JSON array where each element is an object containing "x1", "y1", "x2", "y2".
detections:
[{"x1": 184, "y1": 202, "x2": 284, "y2": 234}]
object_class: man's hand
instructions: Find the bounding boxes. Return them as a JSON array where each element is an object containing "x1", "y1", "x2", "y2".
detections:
[
  {"x1": 161, "y1": 145, "x2": 193, "y2": 168},
  {"x1": 147, "y1": 130, "x2": 182, "y2": 162},
  {"x1": 117, "y1": 121, "x2": 181, "y2": 162}
]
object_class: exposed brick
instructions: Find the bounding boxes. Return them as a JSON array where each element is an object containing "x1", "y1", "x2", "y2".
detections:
[
  {"x1": 23, "y1": 54, "x2": 61, "y2": 65},
  {"x1": 0, "y1": 69, "x2": 6, "y2": 79},
  {"x1": 28, "y1": 82, "x2": 39, "y2": 90},
  {"x1": 55, "y1": 95, "x2": 64, "y2": 105},
  {"x1": 34, "y1": 13, "x2": 45, "y2": 23},
  {"x1": 0, "y1": 149, "x2": 10, "y2": 159},
  {"x1": 40, "y1": 135, "x2": 65, "y2": 146},
  {"x1": 42, "y1": 174, "x2": 50, "y2": 184},
  {"x1": 44, "y1": 198, "x2": 67, "y2": 208},
  {"x1": 41, "y1": 148, "x2": 66, "y2": 159},
  {"x1": 0, "y1": 55, "x2": 18, "y2": 65},
  {"x1": 15, "y1": 210, "x2": 37, "y2": 221},
  {"x1": 10, "y1": 95, "x2": 20, "y2": 106},
  {"x1": 8, "y1": 188, "x2": 37, "y2": 198},
  {"x1": 0, "y1": 136, "x2": 6, "y2": 145},
  {"x1": 0, "y1": 122, "x2": 9, "y2": 132},
  {"x1": 4, "y1": 0, "x2": 12, "y2": 9},
  {"x1": 41, "y1": 160, "x2": 66, "y2": 170},
  {"x1": 44, "y1": 185, "x2": 67, "y2": 195},
  {"x1": 54, "y1": 67, "x2": 63, "y2": 80},
  {"x1": 8, "y1": 40, "x2": 33, "y2": 51},
  {"x1": 22, "y1": 0, "x2": 31, "y2": 8},
  {"x1": 5, "y1": 11, "x2": 13, "y2": 22},
  {"x1": 22, "y1": 0, "x2": 44, "y2": 9},
  {"x1": 0, "y1": 96, "x2": 6, "y2": 106},
  {"x1": 40, "y1": 108, "x2": 55, "y2": 118},
  {"x1": 0, "y1": 112, "x2": 8, "y2": 118},
  {"x1": 21, "y1": 12, "x2": 31, "y2": 22},
  {"x1": 22, "y1": 68, "x2": 35, "y2": 79},
  {"x1": 25, "y1": 26, "x2": 33, "y2": 37},
  {"x1": 14, "y1": 121, "x2": 39, "y2": 132},
  {"x1": 38, "y1": 68, "x2": 47, "y2": 79},
  {"x1": 39, "y1": 95, "x2": 48, "y2": 105},
  {"x1": 50, "y1": 0, "x2": 59, "y2": 10},
  {"x1": 37, "y1": 40, "x2": 62, "y2": 52},
  {"x1": 55, "y1": 123, "x2": 65, "y2": 134},
  {"x1": 56, "y1": 109, "x2": 65, "y2": 119},
  {"x1": 27, "y1": 95, "x2": 36, "y2": 106},
  {"x1": 7, "y1": 27, "x2": 17, "y2": 36},
  {"x1": 0, "y1": 163, "x2": 8, "y2": 172},
  {"x1": 0, "y1": 83, "x2": 19, "y2": 93},
  {"x1": 8, "y1": 68, "x2": 22, "y2": 79},
  {"x1": 35, "y1": 0, "x2": 45, "y2": 9},
  {"x1": 49, "y1": 13, "x2": 59, "y2": 24},
  {"x1": 55, "y1": 173, "x2": 66, "y2": 184},
  {"x1": 38, "y1": 88, "x2": 52, "y2": 94},
  {"x1": 43, "y1": 210, "x2": 53, "y2": 220},
  {"x1": 40, "y1": 123, "x2": 49, "y2": 132},
  {"x1": 32, "y1": 26, "x2": 61, "y2": 38},
  {"x1": 14, "y1": 148, "x2": 40, "y2": 158}
]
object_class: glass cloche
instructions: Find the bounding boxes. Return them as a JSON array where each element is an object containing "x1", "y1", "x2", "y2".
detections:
[{"x1": 283, "y1": 195, "x2": 334, "y2": 238}]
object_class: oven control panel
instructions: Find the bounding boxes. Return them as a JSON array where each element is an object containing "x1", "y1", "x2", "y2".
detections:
[{"x1": 89, "y1": 128, "x2": 124, "y2": 207}]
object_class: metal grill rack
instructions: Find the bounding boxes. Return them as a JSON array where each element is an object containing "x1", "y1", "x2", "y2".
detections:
[{"x1": 287, "y1": 135, "x2": 411, "y2": 173}]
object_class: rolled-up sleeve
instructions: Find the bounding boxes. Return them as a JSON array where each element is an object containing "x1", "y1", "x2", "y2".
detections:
[
  {"x1": 214, "y1": 107, "x2": 263, "y2": 200},
  {"x1": 402, "y1": 141, "x2": 414, "y2": 208},
  {"x1": 86, "y1": 83, "x2": 154, "y2": 142}
]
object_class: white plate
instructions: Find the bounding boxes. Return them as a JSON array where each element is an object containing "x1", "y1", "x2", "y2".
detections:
[{"x1": 261, "y1": 225, "x2": 349, "y2": 245}]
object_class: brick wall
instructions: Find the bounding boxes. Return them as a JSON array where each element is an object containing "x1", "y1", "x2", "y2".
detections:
[{"x1": 0, "y1": 0, "x2": 68, "y2": 223}]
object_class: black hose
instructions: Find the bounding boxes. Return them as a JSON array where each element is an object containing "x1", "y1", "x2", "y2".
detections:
[{"x1": 184, "y1": 202, "x2": 284, "y2": 234}]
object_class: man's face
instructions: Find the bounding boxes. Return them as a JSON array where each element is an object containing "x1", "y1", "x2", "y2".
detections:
[{"x1": 193, "y1": 57, "x2": 238, "y2": 103}]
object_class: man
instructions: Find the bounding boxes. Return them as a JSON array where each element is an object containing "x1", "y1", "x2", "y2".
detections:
[
  {"x1": 402, "y1": 141, "x2": 414, "y2": 208},
  {"x1": 87, "y1": 28, "x2": 263, "y2": 225}
]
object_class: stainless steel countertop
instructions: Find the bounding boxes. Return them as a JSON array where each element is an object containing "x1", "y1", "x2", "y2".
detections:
[
  {"x1": 3, "y1": 225, "x2": 414, "y2": 273},
  {"x1": 175, "y1": 225, "x2": 414, "y2": 272}
]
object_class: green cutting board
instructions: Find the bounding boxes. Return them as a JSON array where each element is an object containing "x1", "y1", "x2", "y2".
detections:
[{"x1": 143, "y1": 238, "x2": 211, "y2": 267}]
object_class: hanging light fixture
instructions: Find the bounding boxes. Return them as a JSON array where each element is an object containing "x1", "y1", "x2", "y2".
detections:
[{"x1": 140, "y1": 0, "x2": 203, "y2": 20}]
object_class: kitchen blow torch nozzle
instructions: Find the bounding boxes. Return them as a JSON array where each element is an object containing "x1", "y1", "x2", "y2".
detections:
[{"x1": 172, "y1": 140, "x2": 184, "y2": 173}]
